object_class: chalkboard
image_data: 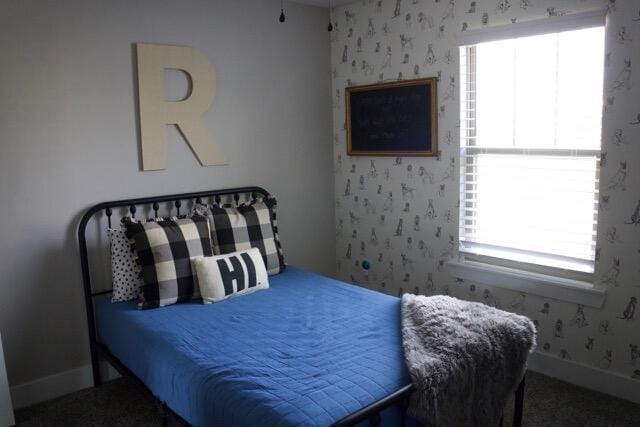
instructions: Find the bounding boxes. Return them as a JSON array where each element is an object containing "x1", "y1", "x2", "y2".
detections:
[{"x1": 346, "y1": 78, "x2": 437, "y2": 156}]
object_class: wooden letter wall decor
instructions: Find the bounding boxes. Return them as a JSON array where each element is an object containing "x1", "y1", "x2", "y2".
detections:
[{"x1": 136, "y1": 43, "x2": 227, "y2": 170}]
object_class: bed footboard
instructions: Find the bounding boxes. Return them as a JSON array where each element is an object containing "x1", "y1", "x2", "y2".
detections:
[
  {"x1": 333, "y1": 384, "x2": 414, "y2": 427},
  {"x1": 334, "y1": 375, "x2": 526, "y2": 427}
]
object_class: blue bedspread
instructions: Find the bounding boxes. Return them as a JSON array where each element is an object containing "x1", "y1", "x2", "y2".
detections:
[{"x1": 96, "y1": 267, "x2": 411, "y2": 426}]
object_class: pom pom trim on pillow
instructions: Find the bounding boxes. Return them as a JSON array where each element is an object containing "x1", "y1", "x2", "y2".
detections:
[
  {"x1": 193, "y1": 196, "x2": 285, "y2": 275},
  {"x1": 123, "y1": 215, "x2": 213, "y2": 309}
]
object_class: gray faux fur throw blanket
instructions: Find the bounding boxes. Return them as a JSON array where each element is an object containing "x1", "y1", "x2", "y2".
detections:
[{"x1": 401, "y1": 294, "x2": 536, "y2": 427}]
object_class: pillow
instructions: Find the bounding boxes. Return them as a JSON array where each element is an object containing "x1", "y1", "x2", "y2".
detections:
[
  {"x1": 192, "y1": 248, "x2": 269, "y2": 303},
  {"x1": 108, "y1": 228, "x2": 143, "y2": 302},
  {"x1": 124, "y1": 216, "x2": 213, "y2": 309},
  {"x1": 194, "y1": 197, "x2": 285, "y2": 275}
]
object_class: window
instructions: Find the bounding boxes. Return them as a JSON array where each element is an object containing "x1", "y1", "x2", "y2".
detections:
[{"x1": 459, "y1": 16, "x2": 605, "y2": 277}]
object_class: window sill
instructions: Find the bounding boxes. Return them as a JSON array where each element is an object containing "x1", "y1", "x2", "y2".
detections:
[{"x1": 446, "y1": 260, "x2": 606, "y2": 308}]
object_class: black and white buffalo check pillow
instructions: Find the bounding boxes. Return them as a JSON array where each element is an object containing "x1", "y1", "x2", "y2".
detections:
[
  {"x1": 192, "y1": 248, "x2": 269, "y2": 303},
  {"x1": 124, "y1": 216, "x2": 213, "y2": 309},
  {"x1": 194, "y1": 197, "x2": 285, "y2": 275}
]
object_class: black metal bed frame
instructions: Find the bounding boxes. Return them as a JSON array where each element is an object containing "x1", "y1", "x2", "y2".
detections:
[{"x1": 78, "y1": 186, "x2": 525, "y2": 427}]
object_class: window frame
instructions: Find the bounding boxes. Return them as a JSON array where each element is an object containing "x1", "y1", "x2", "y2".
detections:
[{"x1": 450, "y1": 10, "x2": 607, "y2": 303}]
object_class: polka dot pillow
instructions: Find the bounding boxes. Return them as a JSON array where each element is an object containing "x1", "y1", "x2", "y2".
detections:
[{"x1": 108, "y1": 227, "x2": 143, "y2": 302}]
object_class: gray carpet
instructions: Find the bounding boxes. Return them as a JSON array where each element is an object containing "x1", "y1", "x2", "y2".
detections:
[{"x1": 14, "y1": 371, "x2": 640, "y2": 426}]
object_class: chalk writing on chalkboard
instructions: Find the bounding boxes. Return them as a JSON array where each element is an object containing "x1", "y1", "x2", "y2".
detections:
[{"x1": 346, "y1": 78, "x2": 437, "y2": 157}]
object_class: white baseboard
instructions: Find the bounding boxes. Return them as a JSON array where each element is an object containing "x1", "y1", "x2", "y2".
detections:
[
  {"x1": 9, "y1": 352, "x2": 639, "y2": 411},
  {"x1": 9, "y1": 363, "x2": 119, "y2": 410},
  {"x1": 527, "y1": 351, "x2": 640, "y2": 404},
  {"x1": 10, "y1": 365, "x2": 93, "y2": 410}
]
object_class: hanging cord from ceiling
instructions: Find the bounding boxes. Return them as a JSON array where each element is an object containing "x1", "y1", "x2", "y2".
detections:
[{"x1": 278, "y1": 0, "x2": 333, "y2": 31}]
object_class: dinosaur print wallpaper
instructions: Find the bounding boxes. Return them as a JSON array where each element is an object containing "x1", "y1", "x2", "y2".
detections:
[{"x1": 331, "y1": 0, "x2": 639, "y2": 383}]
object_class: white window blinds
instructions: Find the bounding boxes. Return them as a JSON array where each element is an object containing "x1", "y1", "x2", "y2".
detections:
[{"x1": 459, "y1": 24, "x2": 605, "y2": 274}]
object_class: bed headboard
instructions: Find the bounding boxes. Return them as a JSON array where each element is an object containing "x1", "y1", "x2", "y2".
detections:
[{"x1": 77, "y1": 186, "x2": 269, "y2": 382}]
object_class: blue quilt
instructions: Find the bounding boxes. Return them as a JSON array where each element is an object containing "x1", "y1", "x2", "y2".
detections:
[{"x1": 96, "y1": 267, "x2": 411, "y2": 426}]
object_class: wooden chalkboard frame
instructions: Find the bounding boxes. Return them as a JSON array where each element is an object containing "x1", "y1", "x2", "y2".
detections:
[{"x1": 345, "y1": 77, "x2": 438, "y2": 157}]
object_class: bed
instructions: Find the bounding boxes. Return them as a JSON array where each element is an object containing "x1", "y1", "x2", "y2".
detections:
[
  {"x1": 79, "y1": 186, "x2": 524, "y2": 426},
  {"x1": 96, "y1": 266, "x2": 411, "y2": 426}
]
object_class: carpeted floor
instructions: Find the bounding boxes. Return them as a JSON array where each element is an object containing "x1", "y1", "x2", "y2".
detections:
[{"x1": 14, "y1": 371, "x2": 640, "y2": 426}]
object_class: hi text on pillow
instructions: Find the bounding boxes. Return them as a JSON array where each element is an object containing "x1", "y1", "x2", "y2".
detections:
[{"x1": 192, "y1": 248, "x2": 269, "y2": 303}]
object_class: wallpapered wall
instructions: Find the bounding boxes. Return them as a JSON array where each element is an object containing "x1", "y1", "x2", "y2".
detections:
[{"x1": 331, "y1": 0, "x2": 639, "y2": 381}]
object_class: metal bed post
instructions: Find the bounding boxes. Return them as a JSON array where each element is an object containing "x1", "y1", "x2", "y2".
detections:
[
  {"x1": 514, "y1": 375, "x2": 526, "y2": 427},
  {"x1": 78, "y1": 211, "x2": 103, "y2": 387}
]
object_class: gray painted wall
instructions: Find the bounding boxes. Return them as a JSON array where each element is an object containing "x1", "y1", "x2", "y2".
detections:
[{"x1": 0, "y1": 0, "x2": 334, "y2": 386}]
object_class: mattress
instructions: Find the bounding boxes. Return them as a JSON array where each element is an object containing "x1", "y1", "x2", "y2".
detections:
[{"x1": 96, "y1": 267, "x2": 411, "y2": 426}]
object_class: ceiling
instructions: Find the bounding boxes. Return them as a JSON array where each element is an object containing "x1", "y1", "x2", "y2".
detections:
[{"x1": 290, "y1": 0, "x2": 355, "y2": 7}]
